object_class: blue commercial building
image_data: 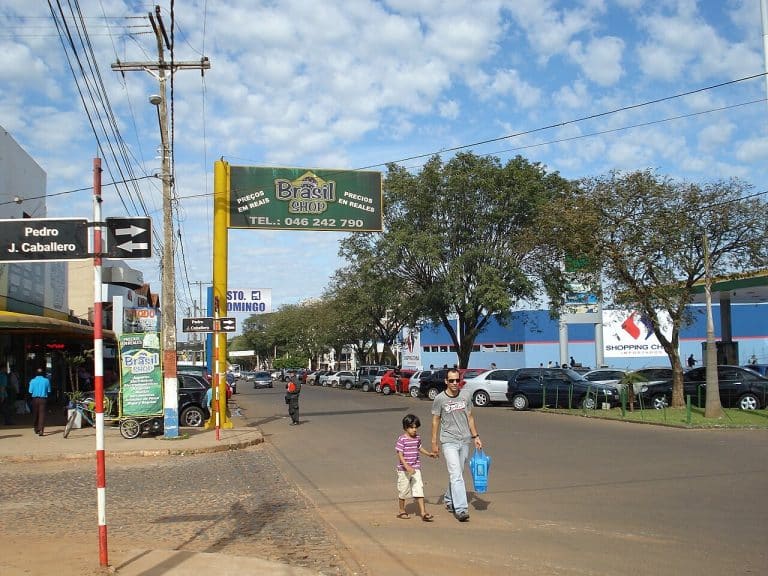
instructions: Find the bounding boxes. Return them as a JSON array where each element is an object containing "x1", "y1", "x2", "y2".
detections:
[{"x1": 413, "y1": 304, "x2": 768, "y2": 371}]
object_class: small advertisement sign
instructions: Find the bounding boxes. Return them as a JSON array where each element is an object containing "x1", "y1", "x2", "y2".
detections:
[
  {"x1": 119, "y1": 332, "x2": 163, "y2": 416},
  {"x1": 124, "y1": 307, "x2": 160, "y2": 333},
  {"x1": 401, "y1": 327, "x2": 422, "y2": 369},
  {"x1": 228, "y1": 166, "x2": 383, "y2": 231}
]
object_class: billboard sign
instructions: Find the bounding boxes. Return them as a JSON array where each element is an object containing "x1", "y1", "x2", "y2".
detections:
[
  {"x1": 226, "y1": 288, "x2": 272, "y2": 314},
  {"x1": 401, "y1": 327, "x2": 422, "y2": 369},
  {"x1": 228, "y1": 166, "x2": 382, "y2": 231},
  {"x1": 118, "y1": 332, "x2": 163, "y2": 416},
  {"x1": 603, "y1": 309, "x2": 672, "y2": 357}
]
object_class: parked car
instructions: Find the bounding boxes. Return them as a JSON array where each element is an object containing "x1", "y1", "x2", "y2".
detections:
[
  {"x1": 318, "y1": 371, "x2": 336, "y2": 386},
  {"x1": 356, "y1": 365, "x2": 393, "y2": 392},
  {"x1": 742, "y1": 364, "x2": 768, "y2": 377},
  {"x1": 177, "y1": 364, "x2": 211, "y2": 383},
  {"x1": 624, "y1": 367, "x2": 674, "y2": 394},
  {"x1": 582, "y1": 368, "x2": 628, "y2": 387},
  {"x1": 418, "y1": 368, "x2": 487, "y2": 400},
  {"x1": 638, "y1": 365, "x2": 768, "y2": 410},
  {"x1": 407, "y1": 370, "x2": 432, "y2": 397},
  {"x1": 506, "y1": 367, "x2": 619, "y2": 411},
  {"x1": 251, "y1": 371, "x2": 273, "y2": 389},
  {"x1": 379, "y1": 369, "x2": 416, "y2": 395},
  {"x1": 306, "y1": 370, "x2": 324, "y2": 385},
  {"x1": 462, "y1": 369, "x2": 519, "y2": 407},
  {"x1": 327, "y1": 371, "x2": 356, "y2": 388}
]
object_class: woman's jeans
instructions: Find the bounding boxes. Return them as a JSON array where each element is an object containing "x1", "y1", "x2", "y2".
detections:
[{"x1": 442, "y1": 441, "x2": 470, "y2": 513}]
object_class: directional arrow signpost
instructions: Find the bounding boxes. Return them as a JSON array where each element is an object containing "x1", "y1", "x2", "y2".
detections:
[
  {"x1": 182, "y1": 317, "x2": 237, "y2": 333},
  {"x1": 106, "y1": 217, "x2": 151, "y2": 259}
]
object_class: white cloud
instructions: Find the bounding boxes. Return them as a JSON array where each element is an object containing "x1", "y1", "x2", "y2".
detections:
[
  {"x1": 438, "y1": 100, "x2": 460, "y2": 120},
  {"x1": 735, "y1": 137, "x2": 768, "y2": 163},
  {"x1": 697, "y1": 121, "x2": 735, "y2": 152},
  {"x1": 553, "y1": 80, "x2": 590, "y2": 109},
  {"x1": 469, "y1": 69, "x2": 541, "y2": 107},
  {"x1": 568, "y1": 36, "x2": 624, "y2": 86}
]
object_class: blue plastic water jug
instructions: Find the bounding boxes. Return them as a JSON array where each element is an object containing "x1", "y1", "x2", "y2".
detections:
[{"x1": 469, "y1": 449, "x2": 491, "y2": 493}]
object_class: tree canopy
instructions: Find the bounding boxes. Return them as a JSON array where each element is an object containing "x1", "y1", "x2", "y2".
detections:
[
  {"x1": 543, "y1": 170, "x2": 768, "y2": 408},
  {"x1": 341, "y1": 152, "x2": 571, "y2": 368}
]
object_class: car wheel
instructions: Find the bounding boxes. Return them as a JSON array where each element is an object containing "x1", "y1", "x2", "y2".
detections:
[
  {"x1": 382, "y1": 385, "x2": 392, "y2": 395},
  {"x1": 512, "y1": 393, "x2": 529, "y2": 411},
  {"x1": 427, "y1": 387, "x2": 439, "y2": 401},
  {"x1": 375, "y1": 383, "x2": 382, "y2": 393},
  {"x1": 581, "y1": 395, "x2": 597, "y2": 410},
  {"x1": 409, "y1": 387, "x2": 420, "y2": 398},
  {"x1": 362, "y1": 382, "x2": 371, "y2": 392},
  {"x1": 738, "y1": 393, "x2": 760, "y2": 410},
  {"x1": 651, "y1": 394, "x2": 669, "y2": 410},
  {"x1": 180, "y1": 406, "x2": 206, "y2": 427},
  {"x1": 322, "y1": 380, "x2": 328, "y2": 387},
  {"x1": 344, "y1": 380, "x2": 352, "y2": 390},
  {"x1": 473, "y1": 390, "x2": 490, "y2": 407}
]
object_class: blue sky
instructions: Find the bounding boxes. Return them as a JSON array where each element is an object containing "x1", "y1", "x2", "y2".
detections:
[{"x1": 1, "y1": 0, "x2": 766, "y2": 334}]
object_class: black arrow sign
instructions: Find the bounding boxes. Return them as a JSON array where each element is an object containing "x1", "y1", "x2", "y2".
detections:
[{"x1": 106, "y1": 217, "x2": 152, "y2": 258}]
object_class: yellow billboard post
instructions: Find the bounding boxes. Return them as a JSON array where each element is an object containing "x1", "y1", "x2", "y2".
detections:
[{"x1": 205, "y1": 159, "x2": 233, "y2": 430}]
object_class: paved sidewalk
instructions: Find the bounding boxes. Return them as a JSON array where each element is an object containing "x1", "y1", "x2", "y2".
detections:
[
  {"x1": 0, "y1": 411, "x2": 263, "y2": 463},
  {"x1": 0, "y1": 409, "x2": 336, "y2": 575}
]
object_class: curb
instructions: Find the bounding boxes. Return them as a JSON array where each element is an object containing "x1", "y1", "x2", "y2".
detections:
[{"x1": 0, "y1": 435, "x2": 263, "y2": 464}]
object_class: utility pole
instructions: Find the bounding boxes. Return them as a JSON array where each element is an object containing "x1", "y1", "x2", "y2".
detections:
[{"x1": 112, "y1": 5, "x2": 210, "y2": 437}]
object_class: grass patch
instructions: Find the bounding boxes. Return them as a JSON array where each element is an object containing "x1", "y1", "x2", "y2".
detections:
[{"x1": 546, "y1": 406, "x2": 768, "y2": 428}]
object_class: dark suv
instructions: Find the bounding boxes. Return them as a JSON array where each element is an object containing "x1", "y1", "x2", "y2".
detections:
[{"x1": 506, "y1": 367, "x2": 619, "y2": 411}]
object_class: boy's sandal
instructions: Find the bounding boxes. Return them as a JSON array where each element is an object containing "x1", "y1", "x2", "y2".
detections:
[
  {"x1": 397, "y1": 512, "x2": 410, "y2": 519},
  {"x1": 421, "y1": 513, "x2": 434, "y2": 522}
]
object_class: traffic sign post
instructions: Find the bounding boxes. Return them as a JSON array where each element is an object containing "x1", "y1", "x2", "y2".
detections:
[
  {"x1": 182, "y1": 317, "x2": 237, "y2": 333},
  {"x1": 105, "y1": 217, "x2": 151, "y2": 258},
  {"x1": 0, "y1": 218, "x2": 89, "y2": 262}
]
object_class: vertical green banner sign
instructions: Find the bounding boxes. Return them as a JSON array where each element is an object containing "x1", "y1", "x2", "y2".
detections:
[
  {"x1": 228, "y1": 165, "x2": 383, "y2": 231},
  {"x1": 119, "y1": 332, "x2": 163, "y2": 417}
]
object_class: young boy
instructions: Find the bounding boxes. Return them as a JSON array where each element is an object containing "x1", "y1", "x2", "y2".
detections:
[{"x1": 396, "y1": 414, "x2": 436, "y2": 521}]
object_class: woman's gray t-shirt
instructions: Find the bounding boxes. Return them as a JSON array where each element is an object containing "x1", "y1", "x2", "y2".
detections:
[{"x1": 431, "y1": 389, "x2": 472, "y2": 444}]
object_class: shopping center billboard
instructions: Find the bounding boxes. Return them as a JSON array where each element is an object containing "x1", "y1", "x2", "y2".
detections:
[
  {"x1": 228, "y1": 165, "x2": 382, "y2": 231},
  {"x1": 603, "y1": 309, "x2": 672, "y2": 358}
]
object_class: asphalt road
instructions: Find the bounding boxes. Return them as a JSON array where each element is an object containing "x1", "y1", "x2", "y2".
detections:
[{"x1": 240, "y1": 380, "x2": 768, "y2": 576}]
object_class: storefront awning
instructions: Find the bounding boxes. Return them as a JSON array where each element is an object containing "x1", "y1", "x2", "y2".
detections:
[{"x1": 0, "y1": 311, "x2": 116, "y2": 341}]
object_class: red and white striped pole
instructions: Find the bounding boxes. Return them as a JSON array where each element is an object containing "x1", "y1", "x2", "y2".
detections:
[{"x1": 92, "y1": 158, "x2": 108, "y2": 566}]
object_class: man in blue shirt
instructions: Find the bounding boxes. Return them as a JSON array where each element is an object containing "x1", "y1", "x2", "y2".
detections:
[{"x1": 28, "y1": 368, "x2": 51, "y2": 436}]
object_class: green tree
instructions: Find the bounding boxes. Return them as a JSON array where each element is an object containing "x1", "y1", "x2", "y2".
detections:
[
  {"x1": 342, "y1": 152, "x2": 570, "y2": 368},
  {"x1": 544, "y1": 170, "x2": 768, "y2": 412}
]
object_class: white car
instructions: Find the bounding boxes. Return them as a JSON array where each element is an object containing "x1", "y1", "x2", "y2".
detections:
[
  {"x1": 462, "y1": 369, "x2": 519, "y2": 407},
  {"x1": 407, "y1": 370, "x2": 432, "y2": 397}
]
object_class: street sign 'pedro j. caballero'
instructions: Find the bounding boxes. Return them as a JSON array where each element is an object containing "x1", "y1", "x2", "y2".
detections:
[{"x1": 228, "y1": 166, "x2": 382, "y2": 232}]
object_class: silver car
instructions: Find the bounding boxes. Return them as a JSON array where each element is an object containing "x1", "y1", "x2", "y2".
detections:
[{"x1": 251, "y1": 371, "x2": 273, "y2": 389}]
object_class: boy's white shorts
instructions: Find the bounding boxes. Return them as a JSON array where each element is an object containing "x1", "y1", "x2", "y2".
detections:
[{"x1": 397, "y1": 469, "x2": 424, "y2": 499}]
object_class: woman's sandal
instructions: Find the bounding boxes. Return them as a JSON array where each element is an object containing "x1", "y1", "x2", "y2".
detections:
[
  {"x1": 397, "y1": 512, "x2": 410, "y2": 519},
  {"x1": 421, "y1": 513, "x2": 434, "y2": 522}
]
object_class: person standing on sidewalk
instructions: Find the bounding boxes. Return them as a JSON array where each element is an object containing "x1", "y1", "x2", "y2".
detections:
[
  {"x1": 285, "y1": 373, "x2": 301, "y2": 425},
  {"x1": 28, "y1": 368, "x2": 51, "y2": 436},
  {"x1": 431, "y1": 368, "x2": 482, "y2": 522}
]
